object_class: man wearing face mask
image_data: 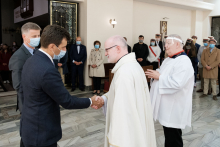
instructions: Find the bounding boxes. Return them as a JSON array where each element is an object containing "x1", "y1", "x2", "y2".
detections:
[
  {"x1": 69, "y1": 36, "x2": 87, "y2": 92},
  {"x1": 200, "y1": 39, "x2": 220, "y2": 100},
  {"x1": 197, "y1": 38, "x2": 209, "y2": 93},
  {"x1": 20, "y1": 25, "x2": 103, "y2": 147},
  {"x1": 132, "y1": 35, "x2": 149, "y2": 66},
  {"x1": 155, "y1": 34, "x2": 164, "y2": 64},
  {"x1": 9, "y1": 22, "x2": 41, "y2": 113}
]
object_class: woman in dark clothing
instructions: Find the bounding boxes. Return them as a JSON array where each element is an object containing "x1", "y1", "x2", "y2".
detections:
[
  {"x1": 183, "y1": 39, "x2": 197, "y2": 86},
  {"x1": 0, "y1": 44, "x2": 12, "y2": 83}
]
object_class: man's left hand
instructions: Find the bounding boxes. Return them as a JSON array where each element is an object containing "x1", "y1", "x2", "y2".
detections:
[
  {"x1": 145, "y1": 69, "x2": 160, "y2": 80},
  {"x1": 206, "y1": 66, "x2": 211, "y2": 71},
  {"x1": 58, "y1": 63, "x2": 62, "y2": 67}
]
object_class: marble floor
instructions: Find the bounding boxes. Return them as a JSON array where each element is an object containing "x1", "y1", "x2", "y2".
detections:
[{"x1": 0, "y1": 82, "x2": 220, "y2": 147}]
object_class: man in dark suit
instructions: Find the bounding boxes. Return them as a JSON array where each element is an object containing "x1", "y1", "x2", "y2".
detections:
[
  {"x1": 155, "y1": 34, "x2": 164, "y2": 64},
  {"x1": 123, "y1": 37, "x2": 131, "y2": 53},
  {"x1": 192, "y1": 35, "x2": 201, "y2": 88},
  {"x1": 20, "y1": 25, "x2": 103, "y2": 147},
  {"x1": 9, "y1": 22, "x2": 41, "y2": 113},
  {"x1": 53, "y1": 51, "x2": 69, "y2": 86},
  {"x1": 132, "y1": 35, "x2": 149, "y2": 66},
  {"x1": 69, "y1": 37, "x2": 87, "y2": 92}
]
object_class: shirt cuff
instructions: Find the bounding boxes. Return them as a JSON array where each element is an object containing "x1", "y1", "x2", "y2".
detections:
[
  {"x1": 89, "y1": 98, "x2": 92, "y2": 107},
  {"x1": 102, "y1": 95, "x2": 107, "y2": 102},
  {"x1": 81, "y1": 61, "x2": 83, "y2": 64},
  {"x1": 72, "y1": 60, "x2": 75, "y2": 63}
]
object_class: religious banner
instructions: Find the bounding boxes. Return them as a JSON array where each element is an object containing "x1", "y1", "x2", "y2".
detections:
[{"x1": 160, "y1": 21, "x2": 167, "y2": 40}]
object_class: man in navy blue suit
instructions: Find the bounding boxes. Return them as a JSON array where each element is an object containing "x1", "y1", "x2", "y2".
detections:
[
  {"x1": 69, "y1": 37, "x2": 87, "y2": 92},
  {"x1": 20, "y1": 25, "x2": 103, "y2": 147},
  {"x1": 192, "y1": 35, "x2": 201, "y2": 87}
]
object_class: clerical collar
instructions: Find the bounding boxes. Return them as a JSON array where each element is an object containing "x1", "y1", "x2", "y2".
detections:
[
  {"x1": 169, "y1": 50, "x2": 186, "y2": 59},
  {"x1": 116, "y1": 53, "x2": 129, "y2": 63}
]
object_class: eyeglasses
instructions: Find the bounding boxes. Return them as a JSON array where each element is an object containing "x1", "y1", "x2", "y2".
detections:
[{"x1": 105, "y1": 45, "x2": 117, "y2": 52}]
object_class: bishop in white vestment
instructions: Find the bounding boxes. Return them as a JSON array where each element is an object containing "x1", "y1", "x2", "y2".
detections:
[
  {"x1": 146, "y1": 34, "x2": 194, "y2": 147},
  {"x1": 94, "y1": 35, "x2": 156, "y2": 147}
]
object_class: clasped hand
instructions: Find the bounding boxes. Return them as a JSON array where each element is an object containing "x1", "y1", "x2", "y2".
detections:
[
  {"x1": 74, "y1": 61, "x2": 82, "y2": 65},
  {"x1": 206, "y1": 65, "x2": 211, "y2": 71},
  {"x1": 90, "y1": 95, "x2": 104, "y2": 109},
  {"x1": 91, "y1": 64, "x2": 97, "y2": 68},
  {"x1": 137, "y1": 58, "x2": 143, "y2": 62}
]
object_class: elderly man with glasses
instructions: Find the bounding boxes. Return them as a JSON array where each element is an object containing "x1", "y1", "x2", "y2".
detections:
[{"x1": 93, "y1": 35, "x2": 156, "y2": 147}]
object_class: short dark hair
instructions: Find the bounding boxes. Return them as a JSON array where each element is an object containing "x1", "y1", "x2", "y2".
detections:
[
  {"x1": 139, "y1": 35, "x2": 144, "y2": 39},
  {"x1": 41, "y1": 25, "x2": 70, "y2": 48},
  {"x1": 94, "y1": 40, "x2": 101, "y2": 47}
]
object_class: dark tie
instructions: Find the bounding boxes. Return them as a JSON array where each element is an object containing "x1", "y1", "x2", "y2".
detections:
[{"x1": 33, "y1": 49, "x2": 36, "y2": 54}]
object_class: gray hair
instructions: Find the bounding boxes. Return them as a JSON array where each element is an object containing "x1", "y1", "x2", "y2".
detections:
[
  {"x1": 21, "y1": 22, "x2": 41, "y2": 34},
  {"x1": 168, "y1": 34, "x2": 183, "y2": 48}
]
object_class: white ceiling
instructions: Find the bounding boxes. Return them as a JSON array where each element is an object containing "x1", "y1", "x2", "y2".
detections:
[{"x1": 134, "y1": 0, "x2": 215, "y2": 10}]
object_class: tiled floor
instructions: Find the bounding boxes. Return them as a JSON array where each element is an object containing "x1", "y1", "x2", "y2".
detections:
[{"x1": 0, "y1": 82, "x2": 220, "y2": 147}]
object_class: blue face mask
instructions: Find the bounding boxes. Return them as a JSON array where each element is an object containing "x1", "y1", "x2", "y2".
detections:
[
  {"x1": 151, "y1": 42, "x2": 155, "y2": 46},
  {"x1": 28, "y1": 37, "x2": 40, "y2": 47},
  {"x1": 204, "y1": 43, "x2": 208, "y2": 47},
  {"x1": 53, "y1": 46, "x2": 66, "y2": 60},
  {"x1": 95, "y1": 45, "x2": 99, "y2": 49},
  {"x1": 76, "y1": 41, "x2": 81, "y2": 45},
  {"x1": 209, "y1": 44, "x2": 215, "y2": 49}
]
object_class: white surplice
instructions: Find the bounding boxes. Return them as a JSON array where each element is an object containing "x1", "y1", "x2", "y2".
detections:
[
  {"x1": 150, "y1": 54, "x2": 194, "y2": 129},
  {"x1": 101, "y1": 53, "x2": 156, "y2": 147}
]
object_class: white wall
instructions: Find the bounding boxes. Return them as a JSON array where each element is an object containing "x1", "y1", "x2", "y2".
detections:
[
  {"x1": 191, "y1": 10, "x2": 204, "y2": 45},
  {"x1": 83, "y1": 0, "x2": 133, "y2": 86},
  {"x1": 133, "y1": 1, "x2": 192, "y2": 45}
]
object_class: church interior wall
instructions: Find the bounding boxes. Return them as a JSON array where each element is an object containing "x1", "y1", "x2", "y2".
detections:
[
  {"x1": 133, "y1": 1, "x2": 192, "y2": 45},
  {"x1": 83, "y1": 0, "x2": 133, "y2": 86}
]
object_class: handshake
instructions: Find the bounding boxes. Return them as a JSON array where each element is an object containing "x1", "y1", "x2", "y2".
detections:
[{"x1": 90, "y1": 95, "x2": 104, "y2": 109}]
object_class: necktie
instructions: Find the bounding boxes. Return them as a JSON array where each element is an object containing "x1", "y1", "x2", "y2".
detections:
[{"x1": 33, "y1": 49, "x2": 36, "y2": 54}]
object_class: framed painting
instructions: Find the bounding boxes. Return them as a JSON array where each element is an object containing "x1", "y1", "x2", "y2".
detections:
[{"x1": 160, "y1": 21, "x2": 167, "y2": 39}]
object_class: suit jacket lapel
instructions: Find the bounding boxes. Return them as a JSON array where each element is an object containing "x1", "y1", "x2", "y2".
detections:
[
  {"x1": 21, "y1": 44, "x2": 32, "y2": 57},
  {"x1": 210, "y1": 48, "x2": 217, "y2": 55}
]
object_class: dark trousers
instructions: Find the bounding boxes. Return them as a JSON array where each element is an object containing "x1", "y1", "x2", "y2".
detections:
[
  {"x1": 163, "y1": 126, "x2": 183, "y2": 147},
  {"x1": 150, "y1": 62, "x2": 159, "y2": 70},
  {"x1": 71, "y1": 64, "x2": 84, "y2": 89},
  {"x1": 93, "y1": 77, "x2": 101, "y2": 90},
  {"x1": 20, "y1": 139, "x2": 57, "y2": 147},
  {"x1": 194, "y1": 63, "x2": 198, "y2": 83},
  {"x1": 0, "y1": 70, "x2": 10, "y2": 81}
]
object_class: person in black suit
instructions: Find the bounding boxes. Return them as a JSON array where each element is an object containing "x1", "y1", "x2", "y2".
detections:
[
  {"x1": 132, "y1": 35, "x2": 149, "y2": 66},
  {"x1": 9, "y1": 22, "x2": 41, "y2": 113},
  {"x1": 69, "y1": 37, "x2": 87, "y2": 91},
  {"x1": 155, "y1": 34, "x2": 164, "y2": 64},
  {"x1": 20, "y1": 25, "x2": 103, "y2": 147},
  {"x1": 53, "y1": 51, "x2": 69, "y2": 85},
  {"x1": 123, "y1": 37, "x2": 131, "y2": 53}
]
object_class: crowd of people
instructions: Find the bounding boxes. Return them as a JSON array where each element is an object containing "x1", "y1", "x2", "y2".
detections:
[
  {"x1": 0, "y1": 42, "x2": 19, "y2": 84},
  {"x1": 1, "y1": 21, "x2": 220, "y2": 147}
]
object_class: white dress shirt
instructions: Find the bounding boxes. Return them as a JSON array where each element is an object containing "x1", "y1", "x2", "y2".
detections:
[
  {"x1": 39, "y1": 49, "x2": 54, "y2": 64},
  {"x1": 72, "y1": 45, "x2": 83, "y2": 64}
]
